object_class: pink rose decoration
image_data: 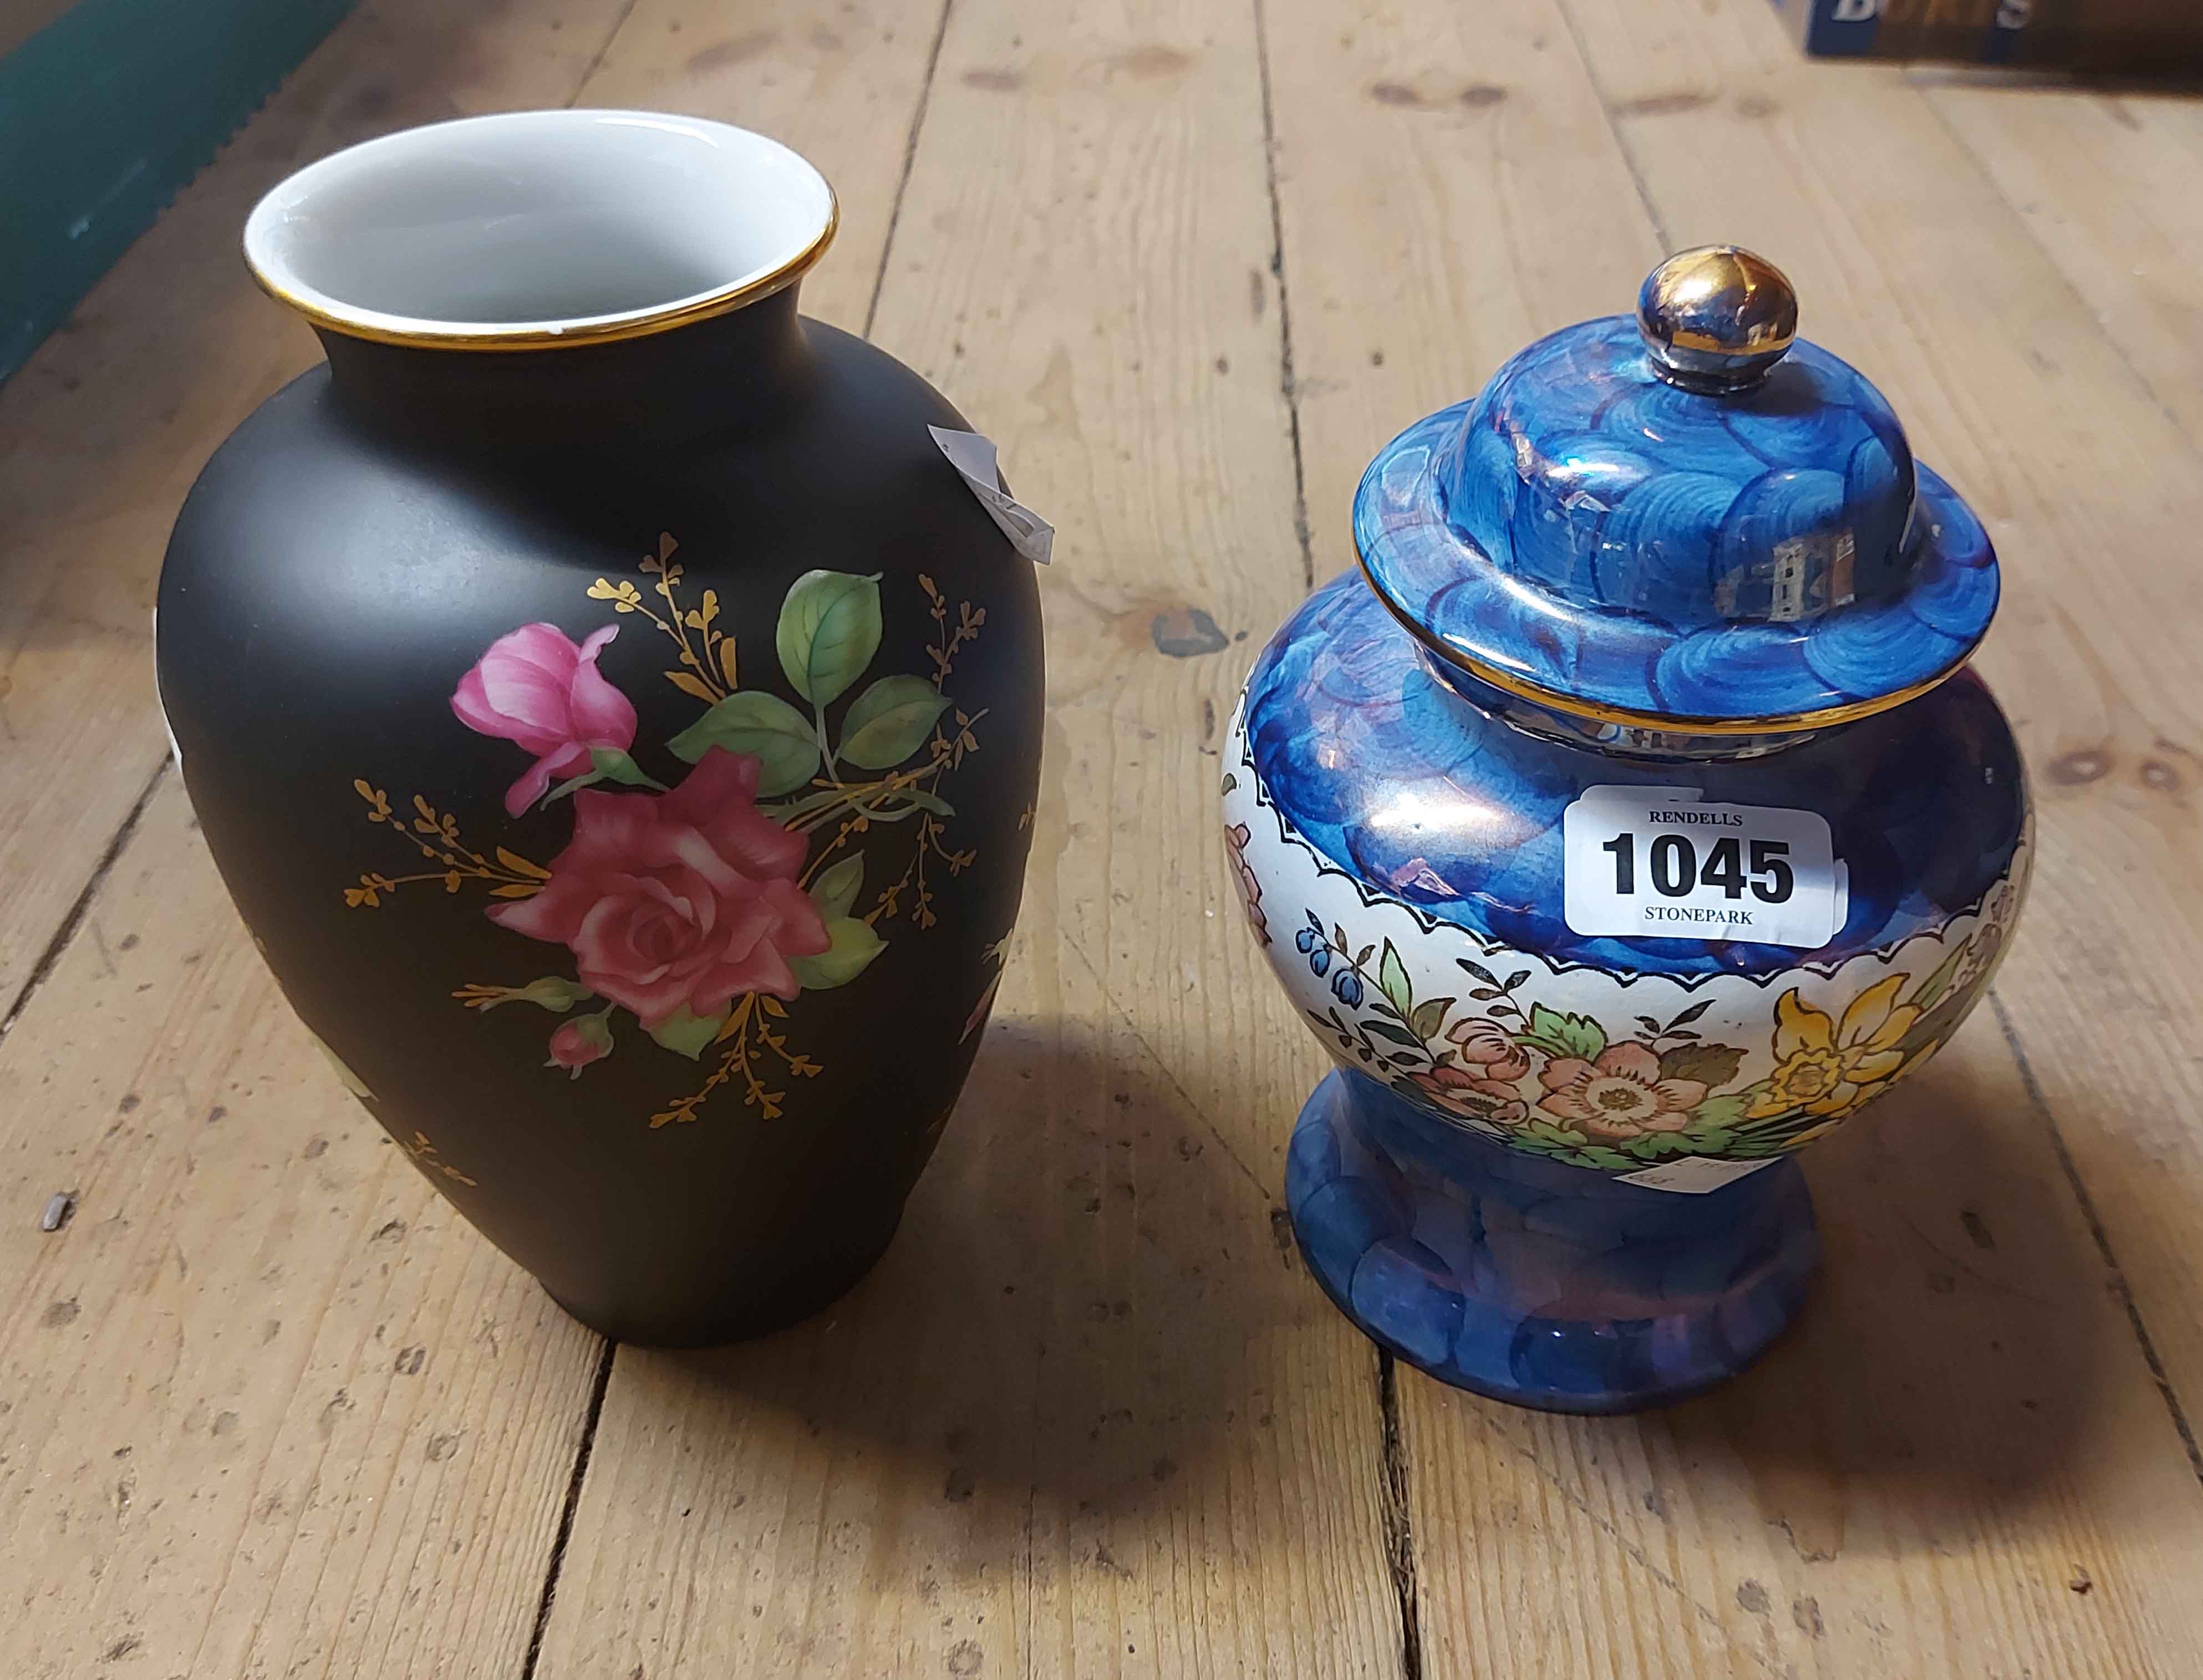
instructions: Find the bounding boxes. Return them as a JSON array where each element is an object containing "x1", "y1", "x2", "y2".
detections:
[
  {"x1": 1447, "y1": 1016, "x2": 1532, "y2": 1083},
  {"x1": 1536, "y1": 1042, "x2": 1705, "y2": 1141},
  {"x1": 452, "y1": 623, "x2": 639, "y2": 816},
  {"x1": 489, "y1": 749, "x2": 832, "y2": 1029},
  {"x1": 1410, "y1": 1065, "x2": 1529, "y2": 1129},
  {"x1": 546, "y1": 1015, "x2": 612, "y2": 1078}
]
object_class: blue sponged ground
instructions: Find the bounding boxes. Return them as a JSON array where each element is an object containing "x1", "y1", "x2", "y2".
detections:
[
  {"x1": 1241, "y1": 573, "x2": 2026, "y2": 980},
  {"x1": 1286, "y1": 1071, "x2": 1820, "y2": 1412}
]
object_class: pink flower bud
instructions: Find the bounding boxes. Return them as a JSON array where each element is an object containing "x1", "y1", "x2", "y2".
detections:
[{"x1": 546, "y1": 1013, "x2": 613, "y2": 1077}]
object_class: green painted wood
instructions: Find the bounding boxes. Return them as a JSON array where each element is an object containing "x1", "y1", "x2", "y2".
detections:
[{"x1": 0, "y1": 0, "x2": 352, "y2": 381}]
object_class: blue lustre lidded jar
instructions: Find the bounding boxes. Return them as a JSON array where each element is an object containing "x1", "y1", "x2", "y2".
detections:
[{"x1": 1222, "y1": 247, "x2": 2028, "y2": 1413}]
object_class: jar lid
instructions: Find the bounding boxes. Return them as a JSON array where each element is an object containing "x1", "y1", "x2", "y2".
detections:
[{"x1": 1353, "y1": 247, "x2": 1998, "y2": 733}]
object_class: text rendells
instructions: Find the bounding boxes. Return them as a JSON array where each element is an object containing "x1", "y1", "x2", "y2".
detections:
[{"x1": 1562, "y1": 786, "x2": 1844, "y2": 949}]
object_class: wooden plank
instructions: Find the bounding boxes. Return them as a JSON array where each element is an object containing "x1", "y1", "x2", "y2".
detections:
[
  {"x1": 573, "y1": 0, "x2": 949, "y2": 331},
  {"x1": 531, "y1": 0, "x2": 1406, "y2": 1673},
  {"x1": 1261, "y1": 0, "x2": 1664, "y2": 579},
  {"x1": 1262, "y1": 0, "x2": 2203, "y2": 1672},
  {"x1": 1914, "y1": 76, "x2": 2203, "y2": 456},
  {"x1": 0, "y1": 780, "x2": 607, "y2": 1676},
  {"x1": 0, "y1": 0, "x2": 633, "y2": 1007}
]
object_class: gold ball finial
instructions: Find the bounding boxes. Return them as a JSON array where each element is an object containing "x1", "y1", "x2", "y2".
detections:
[{"x1": 1636, "y1": 246, "x2": 1798, "y2": 393}]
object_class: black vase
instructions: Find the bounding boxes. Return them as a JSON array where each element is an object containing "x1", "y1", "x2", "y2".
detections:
[{"x1": 155, "y1": 111, "x2": 1045, "y2": 1344}]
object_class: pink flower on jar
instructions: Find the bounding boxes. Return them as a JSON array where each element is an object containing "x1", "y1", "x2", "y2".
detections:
[
  {"x1": 1447, "y1": 1015, "x2": 1532, "y2": 1083},
  {"x1": 546, "y1": 1014, "x2": 613, "y2": 1078},
  {"x1": 1409, "y1": 1065, "x2": 1530, "y2": 1129},
  {"x1": 451, "y1": 623, "x2": 638, "y2": 815},
  {"x1": 1536, "y1": 1042, "x2": 1705, "y2": 1141},
  {"x1": 489, "y1": 749, "x2": 832, "y2": 1029}
]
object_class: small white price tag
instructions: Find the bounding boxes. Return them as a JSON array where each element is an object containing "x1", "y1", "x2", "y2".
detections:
[
  {"x1": 1620, "y1": 1156, "x2": 1779, "y2": 1194},
  {"x1": 929, "y1": 426, "x2": 1054, "y2": 564},
  {"x1": 1563, "y1": 785, "x2": 1845, "y2": 949}
]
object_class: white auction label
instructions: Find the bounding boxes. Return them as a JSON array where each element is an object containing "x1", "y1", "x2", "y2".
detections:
[
  {"x1": 1620, "y1": 1155, "x2": 1779, "y2": 1194},
  {"x1": 1562, "y1": 785, "x2": 1845, "y2": 949},
  {"x1": 929, "y1": 426, "x2": 1055, "y2": 564}
]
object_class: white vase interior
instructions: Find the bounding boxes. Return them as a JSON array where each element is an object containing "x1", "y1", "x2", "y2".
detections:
[{"x1": 242, "y1": 110, "x2": 835, "y2": 342}]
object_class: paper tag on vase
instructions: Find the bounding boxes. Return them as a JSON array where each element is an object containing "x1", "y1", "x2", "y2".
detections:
[{"x1": 929, "y1": 426, "x2": 1054, "y2": 565}]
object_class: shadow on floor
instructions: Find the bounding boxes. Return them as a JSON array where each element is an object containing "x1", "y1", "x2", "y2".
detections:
[
  {"x1": 1653, "y1": 1045, "x2": 2135, "y2": 1546},
  {"x1": 603, "y1": 1009, "x2": 1366, "y2": 1551},
  {"x1": 592, "y1": 1003, "x2": 2182, "y2": 1577}
]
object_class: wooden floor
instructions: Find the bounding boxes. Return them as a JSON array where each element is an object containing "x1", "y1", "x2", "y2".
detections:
[{"x1": 4, "y1": 0, "x2": 2203, "y2": 1673}]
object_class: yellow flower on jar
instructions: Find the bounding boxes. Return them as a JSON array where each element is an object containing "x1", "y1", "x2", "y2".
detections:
[{"x1": 1747, "y1": 976, "x2": 1919, "y2": 1121}]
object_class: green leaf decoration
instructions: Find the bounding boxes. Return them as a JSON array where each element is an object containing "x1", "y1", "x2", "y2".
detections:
[
  {"x1": 1570, "y1": 1145, "x2": 1644, "y2": 1173},
  {"x1": 1689, "y1": 1091, "x2": 1753, "y2": 1129},
  {"x1": 1657, "y1": 1041, "x2": 1747, "y2": 1090},
  {"x1": 839, "y1": 674, "x2": 953, "y2": 769},
  {"x1": 542, "y1": 768, "x2": 605, "y2": 806},
  {"x1": 1725, "y1": 1084, "x2": 1795, "y2": 1124},
  {"x1": 1409, "y1": 997, "x2": 1454, "y2": 1041},
  {"x1": 648, "y1": 1006, "x2": 727, "y2": 1060},
  {"x1": 897, "y1": 788, "x2": 955, "y2": 817},
  {"x1": 515, "y1": 976, "x2": 594, "y2": 1013},
  {"x1": 777, "y1": 570, "x2": 882, "y2": 705},
  {"x1": 790, "y1": 917, "x2": 887, "y2": 990},
  {"x1": 1220, "y1": 772, "x2": 1239, "y2": 794},
  {"x1": 1908, "y1": 940, "x2": 1971, "y2": 1015},
  {"x1": 1377, "y1": 941, "x2": 1414, "y2": 1017},
  {"x1": 809, "y1": 854, "x2": 866, "y2": 920},
  {"x1": 1892, "y1": 1002, "x2": 1962, "y2": 1065},
  {"x1": 1727, "y1": 1136, "x2": 1794, "y2": 1158},
  {"x1": 1361, "y1": 1019, "x2": 1424, "y2": 1048},
  {"x1": 664, "y1": 690, "x2": 821, "y2": 793},
  {"x1": 1624, "y1": 1127, "x2": 1737, "y2": 1162},
  {"x1": 769, "y1": 785, "x2": 859, "y2": 825},
  {"x1": 1514, "y1": 1127, "x2": 1637, "y2": 1173},
  {"x1": 1519, "y1": 1119, "x2": 1590, "y2": 1150},
  {"x1": 588, "y1": 747, "x2": 667, "y2": 790},
  {"x1": 1522, "y1": 1002, "x2": 1606, "y2": 1061},
  {"x1": 535, "y1": 750, "x2": 669, "y2": 805}
]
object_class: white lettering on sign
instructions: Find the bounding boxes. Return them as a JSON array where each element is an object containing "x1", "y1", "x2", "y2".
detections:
[{"x1": 1562, "y1": 785, "x2": 1846, "y2": 950}]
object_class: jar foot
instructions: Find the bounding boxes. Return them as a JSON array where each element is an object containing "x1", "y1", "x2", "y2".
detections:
[{"x1": 1286, "y1": 1070, "x2": 1819, "y2": 1413}]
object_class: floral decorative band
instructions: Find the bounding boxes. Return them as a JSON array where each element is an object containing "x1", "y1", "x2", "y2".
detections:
[{"x1": 1223, "y1": 702, "x2": 2027, "y2": 1183}]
